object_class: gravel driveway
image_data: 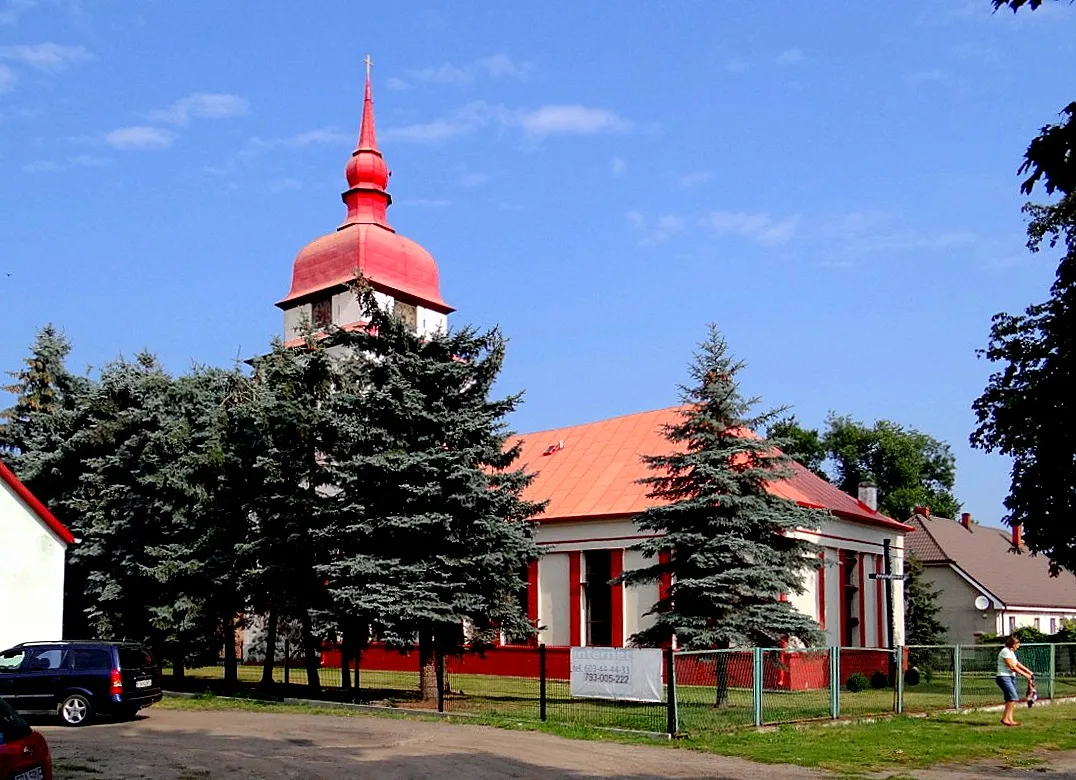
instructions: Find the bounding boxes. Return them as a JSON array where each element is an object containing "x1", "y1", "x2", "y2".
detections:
[{"x1": 39, "y1": 707, "x2": 821, "y2": 780}]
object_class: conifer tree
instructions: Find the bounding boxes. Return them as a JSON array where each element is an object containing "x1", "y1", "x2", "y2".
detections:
[
  {"x1": 621, "y1": 326, "x2": 824, "y2": 651},
  {"x1": 323, "y1": 285, "x2": 543, "y2": 702}
]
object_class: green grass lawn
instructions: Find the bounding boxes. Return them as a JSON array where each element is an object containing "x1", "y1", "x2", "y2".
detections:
[
  {"x1": 165, "y1": 665, "x2": 1076, "y2": 736},
  {"x1": 159, "y1": 692, "x2": 1076, "y2": 774}
]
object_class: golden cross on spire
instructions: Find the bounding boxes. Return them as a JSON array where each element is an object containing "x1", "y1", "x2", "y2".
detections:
[{"x1": 364, "y1": 54, "x2": 373, "y2": 79}]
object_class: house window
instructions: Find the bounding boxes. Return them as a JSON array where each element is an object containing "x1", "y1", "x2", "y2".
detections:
[
  {"x1": 395, "y1": 300, "x2": 418, "y2": 333},
  {"x1": 312, "y1": 297, "x2": 332, "y2": 328},
  {"x1": 1033, "y1": 617, "x2": 1041, "y2": 630},
  {"x1": 583, "y1": 550, "x2": 613, "y2": 647},
  {"x1": 1051, "y1": 618, "x2": 1057, "y2": 634},
  {"x1": 1008, "y1": 616, "x2": 1016, "y2": 633}
]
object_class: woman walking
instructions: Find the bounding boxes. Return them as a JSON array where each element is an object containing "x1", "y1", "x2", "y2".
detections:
[{"x1": 997, "y1": 636, "x2": 1035, "y2": 726}]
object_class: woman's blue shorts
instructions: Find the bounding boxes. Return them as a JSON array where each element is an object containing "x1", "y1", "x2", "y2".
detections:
[{"x1": 996, "y1": 675, "x2": 1020, "y2": 702}]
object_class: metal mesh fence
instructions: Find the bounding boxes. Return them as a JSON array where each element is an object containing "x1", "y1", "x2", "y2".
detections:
[
  {"x1": 902, "y1": 645, "x2": 956, "y2": 712},
  {"x1": 674, "y1": 650, "x2": 754, "y2": 731},
  {"x1": 159, "y1": 642, "x2": 1076, "y2": 735}
]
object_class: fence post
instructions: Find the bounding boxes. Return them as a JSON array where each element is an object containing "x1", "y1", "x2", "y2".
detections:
[
  {"x1": 895, "y1": 646, "x2": 904, "y2": 714},
  {"x1": 283, "y1": 636, "x2": 290, "y2": 686},
  {"x1": 953, "y1": 645, "x2": 962, "y2": 709},
  {"x1": 665, "y1": 648, "x2": 679, "y2": 737},
  {"x1": 752, "y1": 647, "x2": 763, "y2": 727},
  {"x1": 539, "y1": 643, "x2": 547, "y2": 722},
  {"x1": 436, "y1": 654, "x2": 445, "y2": 714},
  {"x1": 830, "y1": 647, "x2": 841, "y2": 720},
  {"x1": 1048, "y1": 643, "x2": 1056, "y2": 700}
]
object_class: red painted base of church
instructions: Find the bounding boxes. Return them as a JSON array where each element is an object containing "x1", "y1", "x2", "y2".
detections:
[{"x1": 320, "y1": 644, "x2": 892, "y2": 691}]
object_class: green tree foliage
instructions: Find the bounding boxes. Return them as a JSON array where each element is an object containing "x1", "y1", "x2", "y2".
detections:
[
  {"x1": 621, "y1": 326, "x2": 824, "y2": 651},
  {"x1": 825, "y1": 416, "x2": 960, "y2": 521},
  {"x1": 766, "y1": 415, "x2": 828, "y2": 479},
  {"x1": 902, "y1": 556, "x2": 947, "y2": 646},
  {"x1": 323, "y1": 285, "x2": 544, "y2": 701},
  {"x1": 971, "y1": 105, "x2": 1076, "y2": 576}
]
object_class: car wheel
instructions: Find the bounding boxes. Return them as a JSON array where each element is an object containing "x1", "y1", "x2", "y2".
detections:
[{"x1": 60, "y1": 693, "x2": 92, "y2": 726}]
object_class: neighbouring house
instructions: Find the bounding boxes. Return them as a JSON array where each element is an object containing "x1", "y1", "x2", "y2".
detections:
[
  {"x1": 0, "y1": 460, "x2": 75, "y2": 650},
  {"x1": 906, "y1": 508, "x2": 1076, "y2": 644}
]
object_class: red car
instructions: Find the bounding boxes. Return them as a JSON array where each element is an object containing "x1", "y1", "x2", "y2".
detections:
[{"x1": 0, "y1": 696, "x2": 51, "y2": 780}]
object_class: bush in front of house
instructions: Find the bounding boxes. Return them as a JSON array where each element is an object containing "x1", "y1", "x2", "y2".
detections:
[
  {"x1": 870, "y1": 670, "x2": 888, "y2": 689},
  {"x1": 904, "y1": 667, "x2": 921, "y2": 686},
  {"x1": 846, "y1": 673, "x2": 870, "y2": 693}
]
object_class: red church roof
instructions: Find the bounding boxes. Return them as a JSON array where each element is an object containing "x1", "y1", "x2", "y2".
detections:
[
  {"x1": 277, "y1": 62, "x2": 452, "y2": 314},
  {"x1": 514, "y1": 407, "x2": 912, "y2": 533},
  {"x1": 0, "y1": 460, "x2": 75, "y2": 545}
]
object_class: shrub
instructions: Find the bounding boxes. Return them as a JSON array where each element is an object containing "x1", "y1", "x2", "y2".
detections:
[
  {"x1": 870, "y1": 670, "x2": 888, "y2": 689},
  {"x1": 904, "y1": 667, "x2": 921, "y2": 687},
  {"x1": 846, "y1": 673, "x2": 869, "y2": 693}
]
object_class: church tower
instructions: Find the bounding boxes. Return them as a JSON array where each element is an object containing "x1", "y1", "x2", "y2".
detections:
[{"x1": 277, "y1": 59, "x2": 453, "y2": 340}]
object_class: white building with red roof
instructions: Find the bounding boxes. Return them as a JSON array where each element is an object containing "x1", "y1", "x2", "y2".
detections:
[
  {"x1": 0, "y1": 461, "x2": 75, "y2": 650},
  {"x1": 514, "y1": 408, "x2": 912, "y2": 649},
  {"x1": 277, "y1": 67, "x2": 911, "y2": 657}
]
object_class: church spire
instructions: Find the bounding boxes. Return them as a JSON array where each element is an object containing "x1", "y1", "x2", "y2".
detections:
[{"x1": 341, "y1": 55, "x2": 392, "y2": 230}]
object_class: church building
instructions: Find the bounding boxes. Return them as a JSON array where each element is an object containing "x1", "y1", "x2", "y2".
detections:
[{"x1": 278, "y1": 67, "x2": 911, "y2": 661}]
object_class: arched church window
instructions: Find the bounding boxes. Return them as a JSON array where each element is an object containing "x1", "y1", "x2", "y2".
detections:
[
  {"x1": 395, "y1": 301, "x2": 418, "y2": 333},
  {"x1": 312, "y1": 297, "x2": 332, "y2": 328}
]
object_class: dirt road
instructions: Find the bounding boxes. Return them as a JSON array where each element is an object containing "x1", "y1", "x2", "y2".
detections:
[
  {"x1": 39, "y1": 707, "x2": 1076, "y2": 780},
  {"x1": 40, "y1": 707, "x2": 816, "y2": 780}
]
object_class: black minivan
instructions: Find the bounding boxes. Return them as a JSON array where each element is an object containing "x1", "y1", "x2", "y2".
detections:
[{"x1": 0, "y1": 641, "x2": 162, "y2": 726}]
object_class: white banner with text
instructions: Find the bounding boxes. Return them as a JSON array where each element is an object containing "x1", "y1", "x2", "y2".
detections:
[{"x1": 569, "y1": 646, "x2": 663, "y2": 702}]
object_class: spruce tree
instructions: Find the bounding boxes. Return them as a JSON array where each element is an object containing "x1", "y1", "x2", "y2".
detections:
[
  {"x1": 323, "y1": 285, "x2": 543, "y2": 702},
  {"x1": 902, "y1": 555, "x2": 947, "y2": 646},
  {"x1": 620, "y1": 326, "x2": 824, "y2": 651}
]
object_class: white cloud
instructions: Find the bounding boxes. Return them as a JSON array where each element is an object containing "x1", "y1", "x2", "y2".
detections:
[
  {"x1": 475, "y1": 53, "x2": 534, "y2": 81},
  {"x1": 611, "y1": 156, "x2": 626, "y2": 176},
  {"x1": 23, "y1": 154, "x2": 110, "y2": 173},
  {"x1": 0, "y1": 42, "x2": 93, "y2": 72},
  {"x1": 401, "y1": 53, "x2": 535, "y2": 88},
  {"x1": 460, "y1": 172, "x2": 490, "y2": 188},
  {"x1": 0, "y1": 63, "x2": 14, "y2": 92},
  {"x1": 105, "y1": 126, "x2": 174, "y2": 150},
  {"x1": 627, "y1": 211, "x2": 686, "y2": 246},
  {"x1": 399, "y1": 198, "x2": 452, "y2": 208},
  {"x1": 776, "y1": 48, "x2": 804, "y2": 66},
  {"x1": 385, "y1": 76, "x2": 410, "y2": 91},
  {"x1": 724, "y1": 59, "x2": 748, "y2": 74},
  {"x1": 678, "y1": 171, "x2": 712, "y2": 187},
  {"x1": 383, "y1": 101, "x2": 630, "y2": 143},
  {"x1": 698, "y1": 211, "x2": 799, "y2": 244},
  {"x1": 0, "y1": 0, "x2": 37, "y2": 26},
  {"x1": 267, "y1": 177, "x2": 301, "y2": 193},
  {"x1": 516, "y1": 105, "x2": 630, "y2": 137},
  {"x1": 148, "y1": 92, "x2": 249, "y2": 125},
  {"x1": 239, "y1": 127, "x2": 349, "y2": 157}
]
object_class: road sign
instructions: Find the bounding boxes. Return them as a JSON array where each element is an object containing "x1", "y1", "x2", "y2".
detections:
[{"x1": 868, "y1": 573, "x2": 907, "y2": 581}]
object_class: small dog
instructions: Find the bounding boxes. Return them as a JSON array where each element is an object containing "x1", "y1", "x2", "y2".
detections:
[{"x1": 1027, "y1": 678, "x2": 1039, "y2": 708}]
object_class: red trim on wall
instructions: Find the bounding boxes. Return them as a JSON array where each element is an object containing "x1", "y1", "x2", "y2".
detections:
[
  {"x1": 875, "y1": 554, "x2": 885, "y2": 648},
  {"x1": 610, "y1": 548, "x2": 624, "y2": 647},
  {"x1": 858, "y1": 553, "x2": 867, "y2": 648},
  {"x1": 527, "y1": 560, "x2": 539, "y2": 641},
  {"x1": 658, "y1": 550, "x2": 671, "y2": 603},
  {"x1": 817, "y1": 551, "x2": 826, "y2": 631},
  {"x1": 0, "y1": 460, "x2": 75, "y2": 545},
  {"x1": 568, "y1": 551, "x2": 582, "y2": 646}
]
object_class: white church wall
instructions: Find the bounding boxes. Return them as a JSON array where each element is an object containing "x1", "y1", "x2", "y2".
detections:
[
  {"x1": 417, "y1": 306, "x2": 448, "y2": 338},
  {"x1": 283, "y1": 303, "x2": 311, "y2": 341},
  {"x1": 0, "y1": 481, "x2": 66, "y2": 650}
]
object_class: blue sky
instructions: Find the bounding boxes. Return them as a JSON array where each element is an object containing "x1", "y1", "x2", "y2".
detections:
[{"x1": 1, "y1": 1, "x2": 1073, "y2": 526}]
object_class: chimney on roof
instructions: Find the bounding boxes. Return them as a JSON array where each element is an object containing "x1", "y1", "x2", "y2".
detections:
[
  {"x1": 960, "y1": 512, "x2": 972, "y2": 529},
  {"x1": 857, "y1": 482, "x2": 878, "y2": 511},
  {"x1": 1012, "y1": 523, "x2": 1023, "y2": 550},
  {"x1": 913, "y1": 506, "x2": 930, "y2": 518}
]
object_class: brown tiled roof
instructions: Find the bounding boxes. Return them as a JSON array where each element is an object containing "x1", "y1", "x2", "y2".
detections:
[
  {"x1": 514, "y1": 407, "x2": 911, "y2": 532},
  {"x1": 907, "y1": 514, "x2": 1076, "y2": 610}
]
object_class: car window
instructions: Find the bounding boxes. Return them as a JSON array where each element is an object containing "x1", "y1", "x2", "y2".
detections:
[
  {"x1": 24, "y1": 647, "x2": 66, "y2": 671},
  {"x1": 70, "y1": 648, "x2": 113, "y2": 671},
  {"x1": 119, "y1": 647, "x2": 154, "y2": 670},
  {"x1": 0, "y1": 650, "x2": 26, "y2": 671}
]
